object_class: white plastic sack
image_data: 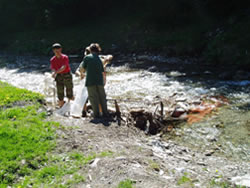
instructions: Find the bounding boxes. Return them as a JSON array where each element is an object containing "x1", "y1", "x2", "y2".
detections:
[
  {"x1": 70, "y1": 79, "x2": 88, "y2": 117},
  {"x1": 55, "y1": 101, "x2": 72, "y2": 116},
  {"x1": 44, "y1": 72, "x2": 57, "y2": 107}
]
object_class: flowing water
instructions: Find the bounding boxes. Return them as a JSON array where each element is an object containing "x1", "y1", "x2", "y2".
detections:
[{"x1": 0, "y1": 54, "x2": 249, "y2": 163}]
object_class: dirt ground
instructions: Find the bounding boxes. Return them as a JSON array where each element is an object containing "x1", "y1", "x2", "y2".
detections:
[{"x1": 49, "y1": 114, "x2": 250, "y2": 188}]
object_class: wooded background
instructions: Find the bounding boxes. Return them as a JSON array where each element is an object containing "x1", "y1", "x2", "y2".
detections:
[{"x1": 0, "y1": 0, "x2": 249, "y2": 66}]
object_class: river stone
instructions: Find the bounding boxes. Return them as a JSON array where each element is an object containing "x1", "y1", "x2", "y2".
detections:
[
  {"x1": 169, "y1": 71, "x2": 186, "y2": 77},
  {"x1": 204, "y1": 71, "x2": 212, "y2": 75},
  {"x1": 171, "y1": 107, "x2": 186, "y2": 118},
  {"x1": 90, "y1": 158, "x2": 101, "y2": 168},
  {"x1": 231, "y1": 174, "x2": 250, "y2": 187},
  {"x1": 175, "y1": 97, "x2": 187, "y2": 102},
  {"x1": 147, "y1": 66, "x2": 158, "y2": 72}
]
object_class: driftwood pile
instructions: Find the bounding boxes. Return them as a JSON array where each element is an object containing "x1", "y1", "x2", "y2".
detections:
[
  {"x1": 112, "y1": 101, "x2": 179, "y2": 135},
  {"x1": 111, "y1": 95, "x2": 229, "y2": 135}
]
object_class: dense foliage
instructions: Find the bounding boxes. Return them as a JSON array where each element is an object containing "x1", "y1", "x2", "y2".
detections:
[
  {"x1": 0, "y1": 0, "x2": 249, "y2": 30},
  {"x1": 0, "y1": 0, "x2": 250, "y2": 66}
]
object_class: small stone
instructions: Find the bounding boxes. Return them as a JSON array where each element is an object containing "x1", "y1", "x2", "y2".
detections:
[
  {"x1": 197, "y1": 161, "x2": 207, "y2": 166},
  {"x1": 206, "y1": 135, "x2": 217, "y2": 142},
  {"x1": 88, "y1": 174, "x2": 92, "y2": 182},
  {"x1": 115, "y1": 156, "x2": 127, "y2": 160},
  {"x1": 90, "y1": 158, "x2": 100, "y2": 168},
  {"x1": 132, "y1": 162, "x2": 142, "y2": 169},
  {"x1": 147, "y1": 66, "x2": 158, "y2": 72},
  {"x1": 171, "y1": 107, "x2": 186, "y2": 118},
  {"x1": 162, "y1": 176, "x2": 174, "y2": 180},
  {"x1": 175, "y1": 167, "x2": 186, "y2": 173},
  {"x1": 159, "y1": 170, "x2": 164, "y2": 176},
  {"x1": 205, "y1": 150, "x2": 215, "y2": 156},
  {"x1": 21, "y1": 159, "x2": 26, "y2": 165},
  {"x1": 175, "y1": 97, "x2": 187, "y2": 102},
  {"x1": 204, "y1": 71, "x2": 212, "y2": 75}
]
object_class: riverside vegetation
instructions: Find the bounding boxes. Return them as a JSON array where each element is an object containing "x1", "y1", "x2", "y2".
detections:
[{"x1": 0, "y1": 81, "x2": 129, "y2": 187}]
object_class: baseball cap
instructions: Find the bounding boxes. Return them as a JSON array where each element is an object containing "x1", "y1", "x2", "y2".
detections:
[{"x1": 52, "y1": 43, "x2": 62, "y2": 49}]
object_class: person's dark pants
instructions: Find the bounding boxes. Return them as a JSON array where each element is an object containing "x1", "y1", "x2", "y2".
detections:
[
  {"x1": 87, "y1": 85, "x2": 108, "y2": 118},
  {"x1": 55, "y1": 73, "x2": 74, "y2": 101}
]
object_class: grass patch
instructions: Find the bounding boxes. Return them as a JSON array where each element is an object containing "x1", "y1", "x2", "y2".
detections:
[
  {"x1": 19, "y1": 150, "x2": 114, "y2": 187},
  {"x1": 148, "y1": 159, "x2": 160, "y2": 171},
  {"x1": 0, "y1": 105, "x2": 57, "y2": 187},
  {"x1": 0, "y1": 82, "x2": 116, "y2": 187},
  {"x1": 118, "y1": 179, "x2": 136, "y2": 188},
  {"x1": 98, "y1": 151, "x2": 113, "y2": 158},
  {"x1": 177, "y1": 173, "x2": 194, "y2": 187},
  {"x1": 19, "y1": 151, "x2": 94, "y2": 187},
  {"x1": 0, "y1": 81, "x2": 43, "y2": 107}
]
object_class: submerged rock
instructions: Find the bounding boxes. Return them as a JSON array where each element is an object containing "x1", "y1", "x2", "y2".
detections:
[{"x1": 147, "y1": 66, "x2": 158, "y2": 72}]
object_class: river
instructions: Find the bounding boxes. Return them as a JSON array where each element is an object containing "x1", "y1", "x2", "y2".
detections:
[{"x1": 0, "y1": 53, "x2": 249, "y2": 164}]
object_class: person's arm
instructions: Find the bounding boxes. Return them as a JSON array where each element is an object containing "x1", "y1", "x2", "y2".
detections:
[
  {"x1": 100, "y1": 60, "x2": 106, "y2": 86},
  {"x1": 52, "y1": 65, "x2": 66, "y2": 78},
  {"x1": 77, "y1": 59, "x2": 87, "y2": 80},
  {"x1": 103, "y1": 72, "x2": 106, "y2": 86},
  {"x1": 52, "y1": 56, "x2": 69, "y2": 78},
  {"x1": 100, "y1": 55, "x2": 113, "y2": 68}
]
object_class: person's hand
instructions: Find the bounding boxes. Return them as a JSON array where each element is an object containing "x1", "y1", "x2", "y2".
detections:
[
  {"x1": 80, "y1": 73, "x2": 85, "y2": 80},
  {"x1": 104, "y1": 78, "x2": 106, "y2": 86},
  {"x1": 52, "y1": 72, "x2": 57, "y2": 79},
  {"x1": 107, "y1": 55, "x2": 113, "y2": 61},
  {"x1": 75, "y1": 72, "x2": 80, "y2": 77}
]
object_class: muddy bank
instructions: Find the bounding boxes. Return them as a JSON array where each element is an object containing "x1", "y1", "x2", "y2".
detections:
[{"x1": 50, "y1": 115, "x2": 250, "y2": 188}]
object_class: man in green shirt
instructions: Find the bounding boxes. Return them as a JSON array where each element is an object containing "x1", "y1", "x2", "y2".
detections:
[{"x1": 79, "y1": 43, "x2": 109, "y2": 118}]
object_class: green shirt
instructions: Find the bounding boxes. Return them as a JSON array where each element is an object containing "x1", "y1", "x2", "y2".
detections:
[{"x1": 80, "y1": 53, "x2": 104, "y2": 87}]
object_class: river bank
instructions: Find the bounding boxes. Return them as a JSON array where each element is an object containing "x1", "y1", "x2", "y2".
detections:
[{"x1": 0, "y1": 53, "x2": 249, "y2": 187}]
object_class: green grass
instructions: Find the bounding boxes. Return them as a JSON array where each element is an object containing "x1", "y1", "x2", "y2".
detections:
[
  {"x1": 148, "y1": 159, "x2": 160, "y2": 171},
  {"x1": 117, "y1": 179, "x2": 136, "y2": 188},
  {"x1": 0, "y1": 82, "x2": 116, "y2": 187},
  {"x1": 0, "y1": 81, "x2": 43, "y2": 107},
  {"x1": 208, "y1": 172, "x2": 245, "y2": 188},
  {"x1": 0, "y1": 105, "x2": 57, "y2": 187},
  {"x1": 19, "y1": 151, "x2": 95, "y2": 187},
  {"x1": 177, "y1": 173, "x2": 194, "y2": 187},
  {"x1": 19, "y1": 150, "x2": 115, "y2": 187}
]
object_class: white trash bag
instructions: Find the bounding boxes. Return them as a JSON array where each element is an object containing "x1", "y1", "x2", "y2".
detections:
[
  {"x1": 70, "y1": 79, "x2": 88, "y2": 117},
  {"x1": 44, "y1": 72, "x2": 57, "y2": 107},
  {"x1": 55, "y1": 101, "x2": 72, "y2": 116}
]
